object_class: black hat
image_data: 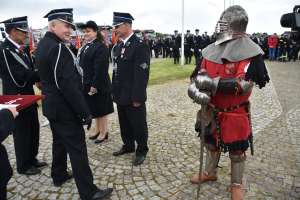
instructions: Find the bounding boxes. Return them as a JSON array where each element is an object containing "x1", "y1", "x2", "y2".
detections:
[
  {"x1": 113, "y1": 12, "x2": 134, "y2": 26},
  {"x1": 82, "y1": 20, "x2": 98, "y2": 31},
  {"x1": 44, "y1": 8, "x2": 75, "y2": 29},
  {"x1": 174, "y1": 30, "x2": 178, "y2": 33},
  {"x1": 1, "y1": 16, "x2": 28, "y2": 32},
  {"x1": 195, "y1": 29, "x2": 199, "y2": 32},
  {"x1": 187, "y1": 30, "x2": 190, "y2": 33}
]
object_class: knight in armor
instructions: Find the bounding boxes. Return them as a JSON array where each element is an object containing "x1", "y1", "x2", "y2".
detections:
[
  {"x1": 35, "y1": 8, "x2": 112, "y2": 200},
  {"x1": 0, "y1": 16, "x2": 46, "y2": 176},
  {"x1": 188, "y1": 5, "x2": 270, "y2": 199}
]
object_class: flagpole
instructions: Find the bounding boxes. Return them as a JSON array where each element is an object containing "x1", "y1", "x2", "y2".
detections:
[{"x1": 181, "y1": 0, "x2": 185, "y2": 66}]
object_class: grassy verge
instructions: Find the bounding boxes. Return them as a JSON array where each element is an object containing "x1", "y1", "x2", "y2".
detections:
[{"x1": 148, "y1": 58, "x2": 195, "y2": 86}]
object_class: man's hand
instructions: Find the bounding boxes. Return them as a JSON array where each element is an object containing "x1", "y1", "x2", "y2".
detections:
[
  {"x1": 88, "y1": 86, "x2": 98, "y2": 96},
  {"x1": 82, "y1": 115, "x2": 92, "y2": 130},
  {"x1": 35, "y1": 82, "x2": 42, "y2": 90},
  {"x1": 7, "y1": 107, "x2": 19, "y2": 118},
  {"x1": 132, "y1": 102, "x2": 141, "y2": 107}
]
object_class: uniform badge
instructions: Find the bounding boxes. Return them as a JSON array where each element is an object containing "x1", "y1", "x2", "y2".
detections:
[
  {"x1": 121, "y1": 48, "x2": 125, "y2": 58},
  {"x1": 225, "y1": 63, "x2": 236, "y2": 75},
  {"x1": 140, "y1": 63, "x2": 148, "y2": 69}
]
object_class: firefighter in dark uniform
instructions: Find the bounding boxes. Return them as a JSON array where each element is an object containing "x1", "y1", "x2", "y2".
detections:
[
  {"x1": 172, "y1": 30, "x2": 181, "y2": 64},
  {"x1": 0, "y1": 16, "x2": 46, "y2": 175},
  {"x1": 0, "y1": 107, "x2": 18, "y2": 200},
  {"x1": 184, "y1": 30, "x2": 193, "y2": 64},
  {"x1": 35, "y1": 8, "x2": 112, "y2": 200},
  {"x1": 111, "y1": 12, "x2": 150, "y2": 166},
  {"x1": 193, "y1": 29, "x2": 203, "y2": 66}
]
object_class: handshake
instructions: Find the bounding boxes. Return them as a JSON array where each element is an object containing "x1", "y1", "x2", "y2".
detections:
[{"x1": 188, "y1": 71, "x2": 220, "y2": 105}]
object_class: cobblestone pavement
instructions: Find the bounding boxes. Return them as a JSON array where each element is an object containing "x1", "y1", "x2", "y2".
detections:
[{"x1": 3, "y1": 61, "x2": 300, "y2": 199}]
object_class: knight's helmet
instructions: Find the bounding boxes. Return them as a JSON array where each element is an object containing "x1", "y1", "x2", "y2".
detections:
[{"x1": 215, "y1": 5, "x2": 248, "y2": 45}]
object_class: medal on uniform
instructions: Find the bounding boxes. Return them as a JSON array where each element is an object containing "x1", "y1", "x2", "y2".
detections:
[{"x1": 121, "y1": 47, "x2": 125, "y2": 58}]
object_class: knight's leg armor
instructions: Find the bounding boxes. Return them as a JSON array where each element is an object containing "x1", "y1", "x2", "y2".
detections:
[
  {"x1": 190, "y1": 144, "x2": 220, "y2": 184},
  {"x1": 229, "y1": 152, "x2": 246, "y2": 200},
  {"x1": 204, "y1": 144, "x2": 221, "y2": 176}
]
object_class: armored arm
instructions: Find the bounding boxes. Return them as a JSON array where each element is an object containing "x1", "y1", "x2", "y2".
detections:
[
  {"x1": 217, "y1": 78, "x2": 253, "y2": 95},
  {"x1": 194, "y1": 72, "x2": 253, "y2": 95}
]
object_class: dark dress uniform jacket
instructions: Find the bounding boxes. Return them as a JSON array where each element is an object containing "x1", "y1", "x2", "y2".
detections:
[
  {"x1": 35, "y1": 32, "x2": 99, "y2": 200},
  {"x1": 112, "y1": 34, "x2": 150, "y2": 105},
  {"x1": 0, "y1": 39, "x2": 39, "y2": 95},
  {"x1": 79, "y1": 39, "x2": 111, "y2": 93},
  {"x1": 78, "y1": 39, "x2": 114, "y2": 117},
  {"x1": 0, "y1": 109, "x2": 15, "y2": 192},
  {"x1": 184, "y1": 35, "x2": 193, "y2": 54},
  {"x1": 0, "y1": 38, "x2": 40, "y2": 173},
  {"x1": 35, "y1": 32, "x2": 90, "y2": 121}
]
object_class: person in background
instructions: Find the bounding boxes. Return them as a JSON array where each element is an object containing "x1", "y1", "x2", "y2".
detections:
[{"x1": 267, "y1": 33, "x2": 279, "y2": 61}]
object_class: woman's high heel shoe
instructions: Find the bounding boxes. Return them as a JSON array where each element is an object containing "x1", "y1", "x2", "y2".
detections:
[
  {"x1": 94, "y1": 133, "x2": 108, "y2": 144},
  {"x1": 89, "y1": 132, "x2": 100, "y2": 140}
]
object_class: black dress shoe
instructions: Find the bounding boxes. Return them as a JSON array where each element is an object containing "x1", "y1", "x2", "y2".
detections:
[
  {"x1": 33, "y1": 161, "x2": 48, "y2": 168},
  {"x1": 89, "y1": 132, "x2": 100, "y2": 140},
  {"x1": 133, "y1": 155, "x2": 146, "y2": 166},
  {"x1": 95, "y1": 134, "x2": 108, "y2": 144},
  {"x1": 91, "y1": 188, "x2": 113, "y2": 200},
  {"x1": 53, "y1": 172, "x2": 73, "y2": 187},
  {"x1": 113, "y1": 147, "x2": 135, "y2": 156},
  {"x1": 20, "y1": 166, "x2": 41, "y2": 175}
]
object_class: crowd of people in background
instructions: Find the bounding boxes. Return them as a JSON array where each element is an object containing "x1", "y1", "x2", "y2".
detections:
[
  {"x1": 103, "y1": 29, "x2": 300, "y2": 64},
  {"x1": 250, "y1": 32, "x2": 300, "y2": 62}
]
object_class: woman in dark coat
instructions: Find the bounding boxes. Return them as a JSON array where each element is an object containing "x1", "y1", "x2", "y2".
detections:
[{"x1": 78, "y1": 21, "x2": 114, "y2": 143}]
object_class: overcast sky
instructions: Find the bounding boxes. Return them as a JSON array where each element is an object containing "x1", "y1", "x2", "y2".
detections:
[{"x1": 0, "y1": 0, "x2": 298, "y2": 34}]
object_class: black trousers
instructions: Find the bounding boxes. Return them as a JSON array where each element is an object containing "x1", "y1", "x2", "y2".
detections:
[
  {"x1": 117, "y1": 104, "x2": 149, "y2": 155},
  {"x1": 0, "y1": 145, "x2": 12, "y2": 200},
  {"x1": 13, "y1": 105, "x2": 40, "y2": 173},
  {"x1": 0, "y1": 186, "x2": 7, "y2": 200},
  {"x1": 173, "y1": 49, "x2": 180, "y2": 64},
  {"x1": 49, "y1": 119, "x2": 97, "y2": 200},
  {"x1": 184, "y1": 51, "x2": 192, "y2": 64}
]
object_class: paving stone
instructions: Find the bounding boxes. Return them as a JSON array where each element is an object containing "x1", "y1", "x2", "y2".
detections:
[{"x1": 4, "y1": 61, "x2": 300, "y2": 199}]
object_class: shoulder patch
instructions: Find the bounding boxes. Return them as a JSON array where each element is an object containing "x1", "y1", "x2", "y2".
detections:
[{"x1": 140, "y1": 62, "x2": 148, "y2": 69}]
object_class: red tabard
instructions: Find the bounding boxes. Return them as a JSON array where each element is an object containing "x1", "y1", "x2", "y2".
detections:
[{"x1": 201, "y1": 58, "x2": 252, "y2": 145}]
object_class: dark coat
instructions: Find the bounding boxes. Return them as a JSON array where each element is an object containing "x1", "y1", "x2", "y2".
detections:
[
  {"x1": 35, "y1": 32, "x2": 90, "y2": 121},
  {"x1": 78, "y1": 39, "x2": 114, "y2": 117},
  {"x1": 0, "y1": 39, "x2": 39, "y2": 95},
  {"x1": 0, "y1": 109, "x2": 15, "y2": 187},
  {"x1": 0, "y1": 38, "x2": 40, "y2": 173},
  {"x1": 112, "y1": 34, "x2": 150, "y2": 105},
  {"x1": 78, "y1": 39, "x2": 111, "y2": 93},
  {"x1": 184, "y1": 35, "x2": 193, "y2": 53}
]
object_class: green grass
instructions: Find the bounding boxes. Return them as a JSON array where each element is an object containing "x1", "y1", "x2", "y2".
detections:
[{"x1": 149, "y1": 58, "x2": 195, "y2": 85}]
